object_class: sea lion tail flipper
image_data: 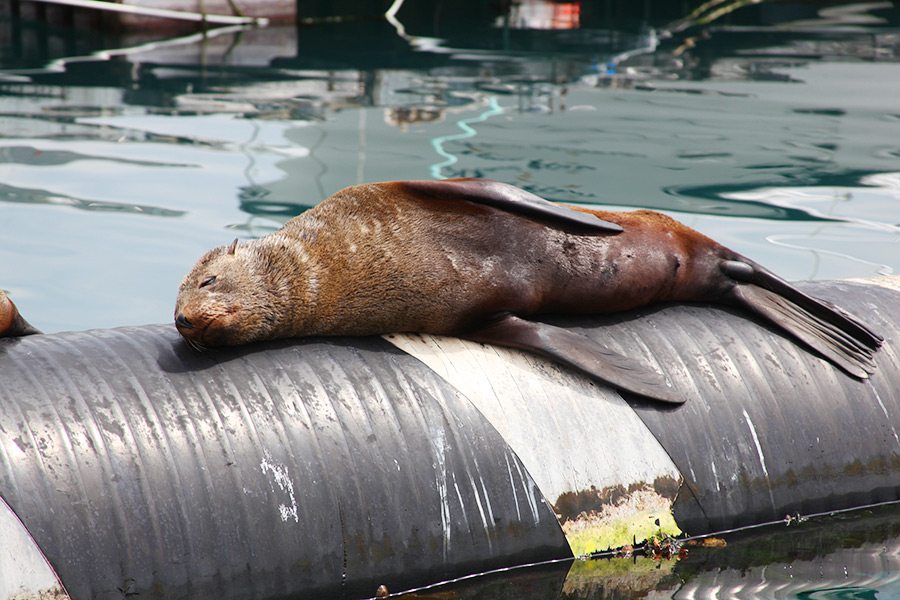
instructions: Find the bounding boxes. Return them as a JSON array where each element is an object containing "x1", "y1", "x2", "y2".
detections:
[
  {"x1": 722, "y1": 260, "x2": 883, "y2": 378},
  {"x1": 466, "y1": 314, "x2": 683, "y2": 404}
]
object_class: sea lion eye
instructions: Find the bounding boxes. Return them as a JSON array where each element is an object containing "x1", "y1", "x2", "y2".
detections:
[{"x1": 199, "y1": 275, "x2": 217, "y2": 288}]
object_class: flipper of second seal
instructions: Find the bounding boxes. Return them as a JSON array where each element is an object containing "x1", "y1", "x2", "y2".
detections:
[
  {"x1": 465, "y1": 314, "x2": 683, "y2": 404},
  {"x1": 0, "y1": 289, "x2": 41, "y2": 338},
  {"x1": 398, "y1": 178, "x2": 624, "y2": 233}
]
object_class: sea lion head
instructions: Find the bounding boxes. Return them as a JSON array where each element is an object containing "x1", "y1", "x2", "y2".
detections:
[{"x1": 175, "y1": 238, "x2": 282, "y2": 349}]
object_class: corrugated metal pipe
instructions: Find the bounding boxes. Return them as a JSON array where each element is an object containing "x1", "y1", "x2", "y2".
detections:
[{"x1": 1, "y1": 277, "x2": 898, "y2": 600}]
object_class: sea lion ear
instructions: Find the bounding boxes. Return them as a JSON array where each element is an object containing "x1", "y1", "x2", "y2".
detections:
[{"x1": 226, "y1": 238, "x2": 239, "y2": 255}]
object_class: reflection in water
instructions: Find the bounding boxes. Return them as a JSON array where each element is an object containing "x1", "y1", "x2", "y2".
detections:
[
  {"x1": 797, "y1": 589, "x2": 878, "y2": 600},
  {"x1": 429, "y1": 95, "x2": 505, "y2": 179},
  {"x1": 378, "y1": 503, "x2": 900, "y2": 600},
  {"x1": 4, "y1": 6, "x2": 899, "y2": 224},
  {"x1": 0, "y1": 182, "x2": 185, "y2": 216}
]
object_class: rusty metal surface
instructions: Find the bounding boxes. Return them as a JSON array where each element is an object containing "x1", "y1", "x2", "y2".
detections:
[
  {"x1": 543, "y1": 279, "x2": 900, "y2": 534},
  {"x1": 0, "y1": 327, "x2": 569, "y2": 600}
]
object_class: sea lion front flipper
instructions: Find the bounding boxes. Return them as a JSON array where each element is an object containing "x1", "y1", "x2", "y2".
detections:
[
  {"x1": 398, "y1": 178, "x2": 624, "y2": 233},
  {"x1": 465, "y1": 314, "x2": 683, "y2": 404}
]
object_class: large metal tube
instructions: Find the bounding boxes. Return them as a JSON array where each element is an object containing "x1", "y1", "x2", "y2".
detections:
[
  {"x1": 1, "y1": 278, "x2": 898, "y2": 599},
  {"x1": 0, "y1": 329, "x2": 569, "y2": 599}
]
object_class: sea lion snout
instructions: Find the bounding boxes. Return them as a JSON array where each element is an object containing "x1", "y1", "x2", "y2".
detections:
[
  {"x1": 174, "y1": 313, "x2": 194, "y2": 330},
  {"x1": 174, "y1": 311, "x2": 210, "y2": 350},
  {"x1": 174, "y1": 304, "x2": 231, "y2": 348},
  {"x1": 174, "y1": 307, "x2": 211, "y2": 349}
]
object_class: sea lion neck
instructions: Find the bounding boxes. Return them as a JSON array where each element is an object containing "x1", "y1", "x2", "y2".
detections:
[{"x1": 250, "y1": 229, "x2": 324, "y2": 337}]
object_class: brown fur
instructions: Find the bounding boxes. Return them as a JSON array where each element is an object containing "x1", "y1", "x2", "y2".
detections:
[{"x1": 174, "y1": 181, "x2": 735, "y2": 349}]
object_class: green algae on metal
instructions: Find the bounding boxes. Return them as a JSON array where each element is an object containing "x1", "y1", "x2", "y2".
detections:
[{"x1": 555, "y1": 478, "x2": 682, "y2": 556}]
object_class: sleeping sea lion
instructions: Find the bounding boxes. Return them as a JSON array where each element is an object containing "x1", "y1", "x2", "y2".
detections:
[{"x1": 174, "y1": 178, "x2": 882, "y2": 403}]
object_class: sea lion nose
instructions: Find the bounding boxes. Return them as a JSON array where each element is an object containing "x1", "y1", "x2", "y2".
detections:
[{"x1": 175, "y1": 313, "x2": 194, "y2": 330}]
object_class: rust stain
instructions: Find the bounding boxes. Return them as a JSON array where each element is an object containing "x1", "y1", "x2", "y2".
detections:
[
  {"x1": 554, "y1": 476, "x2": 680, "y2": 524},
  {"x1": 738, "y1": 454, "x2": 900, "y2": 493},
  {"x1": 6, "y1": 588, "x2": 70, "y2": 600}
]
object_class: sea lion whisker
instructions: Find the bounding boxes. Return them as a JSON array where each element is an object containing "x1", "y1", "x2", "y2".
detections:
[{"x1": 184, "y1": 337, "x2": 207, "y2": 352}]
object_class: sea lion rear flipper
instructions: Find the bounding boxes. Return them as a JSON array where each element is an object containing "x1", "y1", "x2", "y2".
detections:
[
  {"x1": 465, "y1": 314, "x2": 683, "y2": 404},
  {"x1": 398, "y1": 178, "x2": 623, "y2": 233},
  {"x1": 721, "y1": 260, "x2": 883, "y2": 378}
]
